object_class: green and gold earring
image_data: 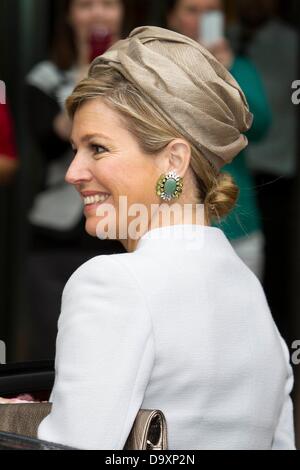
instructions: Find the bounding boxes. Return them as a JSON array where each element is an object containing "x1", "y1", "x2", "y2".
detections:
[{"x1": 156, "y1": 170, "x2": 184, "y2": 201}]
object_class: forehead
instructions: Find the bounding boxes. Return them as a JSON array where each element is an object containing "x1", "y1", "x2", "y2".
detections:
[{"x1": 71, "y1": 98, "x2": 125, "y2": 142}]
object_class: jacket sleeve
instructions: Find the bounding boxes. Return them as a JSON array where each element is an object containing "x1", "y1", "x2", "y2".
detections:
[
  {"x1": 37, "y1": 255, "x2": 155, "y2": 450},
  {"x1": 271, "y1": 331, "x2": 296, "y2": 449}
]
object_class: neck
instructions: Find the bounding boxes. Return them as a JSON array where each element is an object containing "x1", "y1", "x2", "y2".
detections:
[
  {"x1": 76, "y1": 41, "x2": 90, "y2": 68},
  {"x1": 121, "y1": 203, "x2": 209, "y2": 253},
  {"x1": 76, "y1": 34, "x2": 121, "y2": 68}
]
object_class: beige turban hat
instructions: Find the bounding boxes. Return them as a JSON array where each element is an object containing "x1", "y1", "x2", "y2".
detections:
[{"x1": 89, "y1": 25, "x2": 253, "y2": 172}]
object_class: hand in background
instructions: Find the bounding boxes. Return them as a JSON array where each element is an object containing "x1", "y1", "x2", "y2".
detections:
[
  {"x1": 53, "y1": 111, "x2": 72, "y2": 142},
  {"x1": 0, "y1": 156, "x2": 18, "y2": 186},
  {"x1": 207, "y1": 38, "x2": 235, "y2": 70},
  {"x1": 52, "y1": 65, "x2": 89, "y2": 142}
]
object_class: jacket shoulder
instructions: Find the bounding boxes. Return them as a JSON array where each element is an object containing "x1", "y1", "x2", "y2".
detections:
[
  {"x1": 62, "y1": 253, "x2": 132, "y2": 291},
  {"x1": 59, "y1": 253, "x2": 152, "y2": 328}
]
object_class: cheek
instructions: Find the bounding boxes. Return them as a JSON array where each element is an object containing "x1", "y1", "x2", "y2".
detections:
[
  {"x1": 95, "y1": 159, "x2": 156, "y2": 203},
  {"x1": 92, "y1": 159, "x2": 131, "y2": 198},
  {"x1": 124, "y1": 166, "x2": 158, "y2": 208},
  {"x1": 70, "y1": 11, "x2": 91, "y2": 33},
  {"x1": 105, "y1": 8, "x2": 123, "y2": 29}
]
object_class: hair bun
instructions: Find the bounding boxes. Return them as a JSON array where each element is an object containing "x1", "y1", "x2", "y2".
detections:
[{"x1": 204, "y1": 172, "x2": 239, "y2": 222}]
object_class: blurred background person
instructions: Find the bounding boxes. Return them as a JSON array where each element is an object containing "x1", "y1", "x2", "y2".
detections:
[
  {"x1": 227, "y1": 0, "x2": 298, "y2": 345},
  {"x1": 165, "y1": 0, "x2": 272, "y2": 281},
  {"x1": 0, "y1": 102, "x2": 18, "y2": 186},
  {"x1": 24, "y1": 0, "x2": 126, "y2": 360}
]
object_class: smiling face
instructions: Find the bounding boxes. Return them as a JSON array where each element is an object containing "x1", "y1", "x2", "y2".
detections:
[
  {"x1": 167, "y1": 0, "x2": 222, "y2": 41},
  {"x1": 68, "y1": 0, "x2": 124, "y2": 43},
  {"x1": 65, "y1": 98, "x2": 169, "y2": 250}
]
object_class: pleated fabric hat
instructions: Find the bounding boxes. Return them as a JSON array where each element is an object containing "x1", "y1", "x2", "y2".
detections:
[{"x1": 88, "y1": 25, "x2": 253, "y2": 172}]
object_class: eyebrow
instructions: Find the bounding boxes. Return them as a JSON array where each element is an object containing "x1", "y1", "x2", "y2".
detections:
[{"x1": 70, "y1": 133, "x2": 112, "y2": 146}]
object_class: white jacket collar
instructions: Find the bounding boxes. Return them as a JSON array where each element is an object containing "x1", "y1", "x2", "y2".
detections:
[{"x1": 134, "y1": 224, "x2": 229, "y2": 252}]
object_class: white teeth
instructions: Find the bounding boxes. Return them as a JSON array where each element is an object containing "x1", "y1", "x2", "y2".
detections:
[{"x1": 83, "y1": 194, "x2": 110, "y2": 206}]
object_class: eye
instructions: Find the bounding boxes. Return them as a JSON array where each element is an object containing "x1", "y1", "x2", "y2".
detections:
[
  {"x1": 90, "y1": 144, "x2": 108, "y2": 155},
  {"x1": 71, "y1": 147, "x2": 77, "y2": 156}
]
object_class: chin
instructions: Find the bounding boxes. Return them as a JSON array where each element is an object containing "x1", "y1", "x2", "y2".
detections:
[
  {"x1": 85, "y1": 218, "x2": 98, "y2": 238},
  {"x1": 85, "y1": 217, "x2": 118, "y2": 241}
]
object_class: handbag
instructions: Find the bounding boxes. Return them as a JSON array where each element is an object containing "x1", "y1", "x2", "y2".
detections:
[
  {"x1": 0, "y1": 403, "x2": 167, "y2": 450},
  {"x1": 0, "y1": 361, "x2": 168, "y2": 450}
]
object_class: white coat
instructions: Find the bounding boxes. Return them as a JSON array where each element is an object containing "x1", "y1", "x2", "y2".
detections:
[{"x1": 37, "y1": 224, "x2": 296, "y2": 449}]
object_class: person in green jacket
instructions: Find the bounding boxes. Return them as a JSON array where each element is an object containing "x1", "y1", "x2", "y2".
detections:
[
  {"x1": 166, "y1": 0, "x2": 272, "y2": 280},
  {"x1": 212, "y1": 56, "x2": 272, "y2": 280}
]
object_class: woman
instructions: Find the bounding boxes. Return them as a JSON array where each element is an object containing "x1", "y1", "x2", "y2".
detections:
[
  {"x1": 37, "y1": 26, "x2": 295, "y2": 450},
  {"x1": 25, "y1": 0, "x2": 125, "y2": 360}
]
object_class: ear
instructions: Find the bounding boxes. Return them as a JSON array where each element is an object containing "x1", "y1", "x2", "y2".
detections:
[{"x1": 164, "y1": 138, "x2": 192, "y2": 178}]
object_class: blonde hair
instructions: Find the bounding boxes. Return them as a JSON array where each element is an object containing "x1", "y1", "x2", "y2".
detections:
[{"x1": 66, "y1": 68, "x2": 239, "y2": 224}]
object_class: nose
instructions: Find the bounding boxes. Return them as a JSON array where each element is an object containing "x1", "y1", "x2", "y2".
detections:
[
  {"x1": 92, "y1": 2, "x2": 106, "y2": 22},
  {"x1": 65, "y1": 156, "x2": 93, "y2": 186}
]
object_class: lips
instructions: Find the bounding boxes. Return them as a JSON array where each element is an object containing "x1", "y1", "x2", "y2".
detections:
[{"x1": 81, "y1": 191, "x2": 110, "y2": 197}]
